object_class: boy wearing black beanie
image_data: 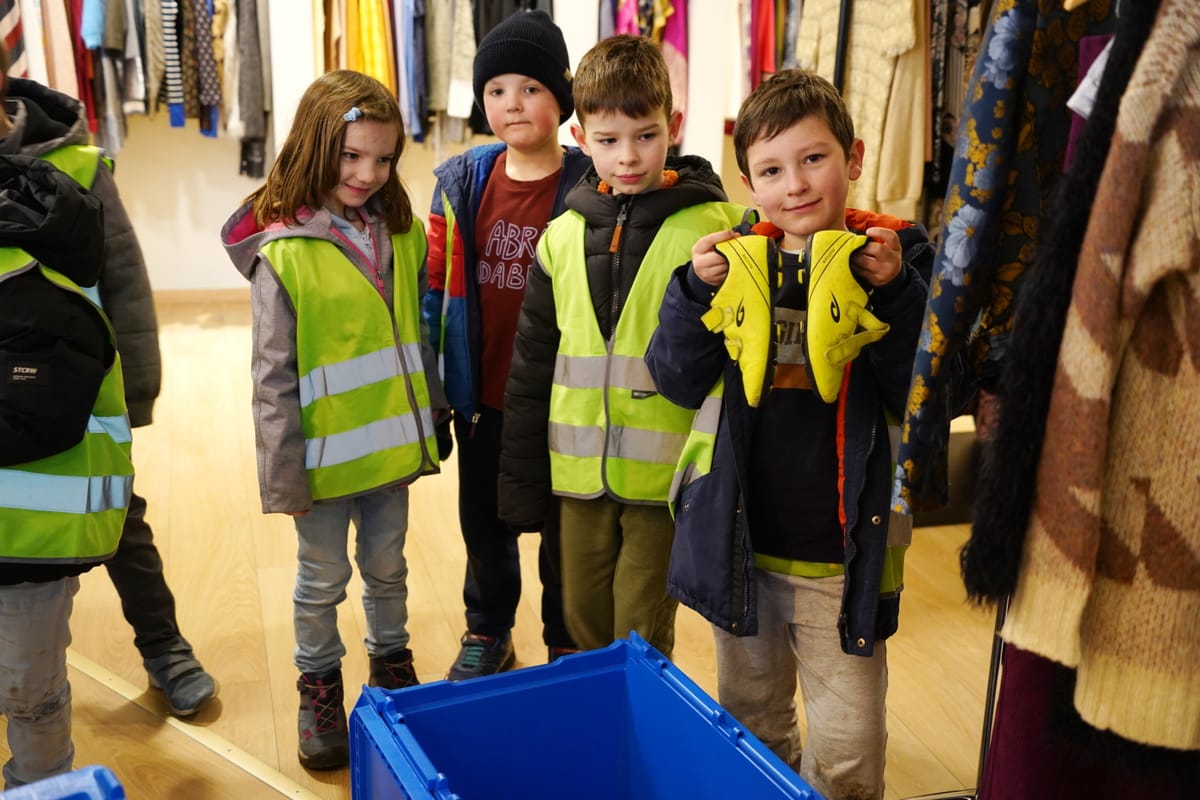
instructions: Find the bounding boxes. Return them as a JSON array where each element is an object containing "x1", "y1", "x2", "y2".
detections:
[{"x1": 426, "y1": 9, "x2": 590, "y2": 681}]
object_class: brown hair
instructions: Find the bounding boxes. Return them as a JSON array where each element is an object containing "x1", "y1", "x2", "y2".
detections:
[
  {"x1": 248, "y1": 70, "x2": 412, "y2": 232},
  {"x1": 572, "y1": 35, "x2": 671, "y2": 124},
  {"x1": 733, "y1": 68, "x2": 856, "y2": 183}
]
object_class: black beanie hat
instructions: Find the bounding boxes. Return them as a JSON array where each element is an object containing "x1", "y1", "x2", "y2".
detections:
[{"x1": 473, "y1": 10, "x2": 574, "y2": 124}]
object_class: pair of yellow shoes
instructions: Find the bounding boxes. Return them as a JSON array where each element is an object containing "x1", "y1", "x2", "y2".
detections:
[{"x1": 700, "y1": 230, "x2": 890, "y2": 406}]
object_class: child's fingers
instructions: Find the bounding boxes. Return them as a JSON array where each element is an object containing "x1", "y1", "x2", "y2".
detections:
[
  {"x1": 853, "y1": 228, "x2": 903, "y2": 286},
  {"x1": 692, "y1": 228, "x2": 741, "y2": 260},
  {"x1": 863, "y1": 226, "x2": 900, "y2": 251}
]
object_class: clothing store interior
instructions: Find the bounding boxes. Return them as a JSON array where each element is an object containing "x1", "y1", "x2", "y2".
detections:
[{"x1": 0, "y1": 0, "x2": 1196, "y2": 799}]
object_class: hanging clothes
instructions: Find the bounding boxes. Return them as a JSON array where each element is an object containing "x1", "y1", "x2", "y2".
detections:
[
  {"x1": 41, "y1": 0, "x2": 77, "y2": 95},
  {"x1": 794, "y1": 0, "x2": 921, "y2": 214},
  {"x1": 960, "y1": 18, "x2": 1129, "y2": 605},
  {"x1": 80, "y1": 0, "x2": 104, "y2": 48},
  {"x1": 1, "y1": 0, "x2": 25, "y2": 76},
  {"x1": 426, "y1": 0, "x2": 475, "y2": 143},
  {"x1": 65, "y1": 0, "x2": 99, "y2": 133},
  {"x1": 144, "y1": 0, "x2": 164, "y2": 114},
  {"x1": 749, "y1": 0, "x2": 775, "y2": 89},
  {"x1": 357, "y1": 0, "x2": 397, "y2": 94},
  {"x1": 426, "y1": 0, "x2": 451, "y2": 111},
  {"x1": 236, "y1": 0, "x2": 267, "y2": 177},
  {"x1": 892, "y1": 0, "x2": 1115, "y2": 514},
  {"x1": 598, "y1": 0, "x2": 615, "y2": 39},
  {"x1": 161, "y1": 0, "x2": 184, "y2": 125},
  {"x1": 219, "y1": 0, "x2": 239, "y2": 133},
  {"x1": 192, "y1": 0, "x2": 220, "y2": 136},
  {"x1": 780, "y1": 0, "x2": 802, "y2": 68},
  {"x1": 16, "y1": 0, "x2": 47, "y2": 84},
  {"x1": 979, "y1": 646, "x2": 1197, "y2": 799},
  {"x1": 393, "y1": 0, "x2": 410, "y2": 129},
  {"x1": 120, "y1": 0, "x2": 147, "y2": 116},
  {"x1": 614, "y1": 0, "x2": 639, "y2": 34},
  {"x1": 874, "y1": 0, "x2": 930, "y2": 220},
  {"x1": 999, "y1": 0, "x2": 1200, "y2": 753},
  {"x1": 661, "y1": 1, "x2": 686, "y2": 144},
  {"x1": 410, "y1": 0, "x2": 429, "y2": 141},
  {"x1": 324, "y1": 0, "x2": 345, "y2": 69}
]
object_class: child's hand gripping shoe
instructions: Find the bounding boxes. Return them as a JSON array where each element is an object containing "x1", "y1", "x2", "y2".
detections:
[
  {"x1": 804, "y1": 230, "x2": 891, "y2": 403},
  {"x1": 700, "y1": 235, "x2": 779, "y2": 407}
]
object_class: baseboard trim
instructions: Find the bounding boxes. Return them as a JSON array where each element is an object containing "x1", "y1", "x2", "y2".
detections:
[{"x1": 153, "y1": 288, "x2": 249, "y2": 305}]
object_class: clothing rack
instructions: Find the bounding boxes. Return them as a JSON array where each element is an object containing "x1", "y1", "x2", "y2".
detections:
[
  {"x1": 833, "y1": 0, "x2": 853, "y2": 92},
  {"x1": 902, "y1": 598, "x2": 1008, "y2": 800}
]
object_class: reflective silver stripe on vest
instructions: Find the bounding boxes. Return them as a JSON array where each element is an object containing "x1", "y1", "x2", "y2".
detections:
[
  {"x1": 298, "y1": 343, "x2": 425, "y2": 409},
  {"x1": 548, "y1": 422, "x2": 688, "y2": 466},
  {"x1": 305, "y1": 413, "x2": 424, "y2": 469},
  {"x1": 89, "y1": 414, "x2": 132, "y2": 445},
  {"x1": 554, "y1": 353, "x2": 658, "y2": 393},
  {"x1": 0, "y1": 471, "x2": 132, "y2": 514},
  {"x1": 692, "y1": 394, "x2": 722, "y2": 436},
  {"x1": 669, "y1": 395, "x2": 723, "y2": 500}
]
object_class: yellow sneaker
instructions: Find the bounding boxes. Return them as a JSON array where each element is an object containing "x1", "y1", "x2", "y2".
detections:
[
  {"x1": 804, "y1": 230, "x2": 890, "y2": 403},
  {"x1": 700, "y1": 235, "x2": 780, "y2": 407}
]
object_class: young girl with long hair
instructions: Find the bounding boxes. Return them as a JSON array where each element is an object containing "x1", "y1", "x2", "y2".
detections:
[{"x1": 221, "y1": 70, "x2": 446, "y2": 771}]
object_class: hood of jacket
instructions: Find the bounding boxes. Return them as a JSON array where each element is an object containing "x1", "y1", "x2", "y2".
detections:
[
  {"x1": 0, "y1": 154, "x2": 105, "y2": 285},
  {"x1": 221, "y1": 202, "x2": 354, "y2": 280},
  {"x1": 0, "y1": 77, "x2": 89, "y2": 157},
  {"x1": 567, "y1": 153, "x2": 728, "y2": 225}
]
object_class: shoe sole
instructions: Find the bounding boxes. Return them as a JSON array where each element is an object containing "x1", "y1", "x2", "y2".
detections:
[
  {"x1": 148, "y1": 675, "x2": 221, "y2": 718},
  {"x1": 297, "y1": 745, "x2": 349, "y2": 771},
  {"x1": 445, "y1": 648, "x2": 517, "y2": 681}
]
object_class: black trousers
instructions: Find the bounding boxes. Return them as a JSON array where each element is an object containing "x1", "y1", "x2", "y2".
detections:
[
  {"x1": 454, "y1": 407, "x2": 573, "y2": 648},
  {"x1": 103, "y1": 489, "x2": 188, "y2": 660}
]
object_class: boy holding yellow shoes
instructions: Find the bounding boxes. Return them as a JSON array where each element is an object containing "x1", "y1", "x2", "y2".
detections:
[{"x1": 645, "y1": 69, "x2": 933, "y2": 800}]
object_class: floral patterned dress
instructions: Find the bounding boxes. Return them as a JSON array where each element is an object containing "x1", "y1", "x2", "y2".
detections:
[{"x1": 893, "y1": 0, "x2": 1115, "y2": 513}]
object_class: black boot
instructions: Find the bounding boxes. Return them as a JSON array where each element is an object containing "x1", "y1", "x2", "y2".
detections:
[
  {"x1": 296, "y1": 668, "x2": 349, "y2": 770},
  {"x1": 369, "y1": 647, "x2": 419, "y2": 690}
]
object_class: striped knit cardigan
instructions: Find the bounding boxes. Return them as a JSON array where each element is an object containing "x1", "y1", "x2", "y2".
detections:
[{"x1": 1001, "y1": 0, "x2": 1200, "y2": 752}]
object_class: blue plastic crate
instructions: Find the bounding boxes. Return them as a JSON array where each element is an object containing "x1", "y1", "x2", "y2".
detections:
[
  {"x1": 0, "y1": 766, "x2": 124, "y2": 799},
  {"x1": 350, "y1": 633, "x2": 821, "y2": 799}
]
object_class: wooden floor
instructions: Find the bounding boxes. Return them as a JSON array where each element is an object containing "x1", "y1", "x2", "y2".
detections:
[{"x1": 1, "y1": 298, "x2": 997, "y2": 798}]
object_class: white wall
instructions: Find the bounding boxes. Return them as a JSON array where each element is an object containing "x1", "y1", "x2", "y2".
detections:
[
  {"x1": 114, "y1": 4, "x2": 742, "y2": 293},
  {"x1": 114, "y1": 113, "x2": 262, "y2": 292},
  {"x1": 114, "y1": 112, "x2": 485, "y2": 293}
]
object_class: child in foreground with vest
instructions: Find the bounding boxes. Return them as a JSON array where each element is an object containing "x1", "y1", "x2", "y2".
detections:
[
  {"x1": 645, "y1": 69, "x2": 933, "y2": 800},
  {"x1": 221, "y1": 70, "x2": 447, "y2": 771},
  {"x1": 424, "y1": 9, "x2": 590, "y2": 682},
  {"x1": 0, "y1": 155, "x2": 133, "y2": 789},
  {"x1": 0, "y1": 45, "x2": 218, "y2": 719},
  {"x1": 497, "y1": 35, "x2": 745, "y2": 659}
]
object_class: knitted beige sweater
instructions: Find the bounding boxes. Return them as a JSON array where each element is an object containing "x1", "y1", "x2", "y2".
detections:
[
  {"x1": 794, "y1": 0, "x2": 920, "y2": 214},
  {"x1": 1003, "y1": 0, "x2": 1200, "y2": 751}
]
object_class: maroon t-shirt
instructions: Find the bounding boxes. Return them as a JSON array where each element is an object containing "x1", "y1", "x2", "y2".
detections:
[{"x1": 474, "y1": 151, "x2": 561, "y2": 411}]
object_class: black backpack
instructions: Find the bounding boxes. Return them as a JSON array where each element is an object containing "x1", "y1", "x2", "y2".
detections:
[{"x1": 0, "y1": 154, "x2": 111, "y2": 467}]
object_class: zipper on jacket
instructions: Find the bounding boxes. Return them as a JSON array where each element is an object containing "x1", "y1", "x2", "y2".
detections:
[
  {"x1": 470, "y1": 411, "x2": 481, "y2": 439},
  {"x1": 608, "y1": 198, "x2": 631, "y2": 338},
  {"x1": 735, "y1": 502, "x2": 751, "y2": 633}
]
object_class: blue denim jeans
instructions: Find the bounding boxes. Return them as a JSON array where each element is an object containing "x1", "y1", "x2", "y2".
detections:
[
  {"x1": 0, "y1": 576, "x2": 78, "y2": 789},
  {"x1": 292, "y1": 486, "x2": 410, "y2": 674}
]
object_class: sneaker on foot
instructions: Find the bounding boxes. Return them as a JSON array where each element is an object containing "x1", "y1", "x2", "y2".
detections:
[
  {"x1": 369, "y1": 647, "x2": 420, "y2": 690},
  {"x1": 145, "y1": 650, "x2": 218, "y2": 717},
  {"x1": 547, "y1": 646, "x2": 581, "y2": 662},
  {"x1": 296, "y1": 668, "x2": 349, "y2": 770},
  {"x1": 446, "y1": 633, "x2": 515, "y2": 681}
]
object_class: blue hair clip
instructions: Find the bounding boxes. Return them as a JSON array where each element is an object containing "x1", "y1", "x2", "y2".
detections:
[{"x1": 343, "y1": 106, "x2": 363, "y2": 122}]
